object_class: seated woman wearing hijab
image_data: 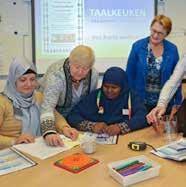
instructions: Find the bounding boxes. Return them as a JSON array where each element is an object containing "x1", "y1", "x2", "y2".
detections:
[
  {"x1": 0, "y1": 58, "x2": 78, "y2": 149},
  {"x1": 67, "y1": 67, "x2": 148, "y2": 135}
]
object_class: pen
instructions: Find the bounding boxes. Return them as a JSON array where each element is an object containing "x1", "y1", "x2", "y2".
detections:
[
  {"x1": 117, "y1": 162, "x2": 145, "y2": 174},
  {"x1": 139, "y1": 164, "x2": 152, "y2": 171},
  {"x1": 120, "y1": 165, "x2": 145, "y2": 176},
  {"x1": 114, "y1": 160, "x2": 139, "y2": 171}
]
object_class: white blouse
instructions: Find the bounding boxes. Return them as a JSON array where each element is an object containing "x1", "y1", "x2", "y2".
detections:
[{"x1": 157, "y1": 55, "x2": 186, "y2": 108}]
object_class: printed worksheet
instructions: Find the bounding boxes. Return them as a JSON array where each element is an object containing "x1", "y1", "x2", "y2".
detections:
[
  {"x1": 151, "y1": 139, "x2": 186, "y2": 161},
  {"x1": 13, "y1": 134, "x2": 84, "y2": 160},
  {"x1": 0, "y1": 148, "x2": 36, "y2": 176}
]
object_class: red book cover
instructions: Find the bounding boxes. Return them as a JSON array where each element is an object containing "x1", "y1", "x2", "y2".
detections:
[{"x1": 54, "y1": 153, "x2": 99, "y2": 173}]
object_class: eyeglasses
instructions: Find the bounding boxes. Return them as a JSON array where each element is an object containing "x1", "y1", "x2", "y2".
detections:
[{"x1": 150, "y1": 28, "x2": 166, "y2": 37}]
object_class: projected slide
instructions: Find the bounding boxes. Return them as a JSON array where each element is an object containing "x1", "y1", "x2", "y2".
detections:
[{"x1": 33, "y1": 0, "x2": 156, "y2": 73}]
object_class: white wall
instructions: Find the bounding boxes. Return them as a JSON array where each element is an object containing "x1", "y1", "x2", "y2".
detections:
[
  {"x1": 0, "y1": 0, "x2": 32, "y2": 91},
  {"x1": 0, "y1": 0, "x2": 186, "y2": 91},
  {"x1": 163, "y1": 0, "x2": 186, "y2": 56}
]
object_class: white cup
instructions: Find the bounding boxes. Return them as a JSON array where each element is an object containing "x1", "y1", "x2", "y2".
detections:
[{"x1": 80, "y1": 136, "x2": 96, "y2": 154}]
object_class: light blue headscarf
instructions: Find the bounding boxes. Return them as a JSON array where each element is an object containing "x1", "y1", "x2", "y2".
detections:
[{"x1": 4, "y1": 58, "x2": 41, "y2": 136}]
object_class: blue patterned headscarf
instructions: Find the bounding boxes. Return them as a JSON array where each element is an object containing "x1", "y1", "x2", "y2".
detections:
[{"x1": 4, "y1": 58, "x2": 41, "y2": 136}]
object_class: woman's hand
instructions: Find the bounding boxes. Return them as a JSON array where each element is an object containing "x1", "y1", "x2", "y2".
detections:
[
  {"x1": 44, "y1": 133, "x2": 64, "y2": 146},
  {"x1": 146, "y1": 106, "x2": 166, "y2": 124},
  {"x1": 92, "y1": 122, "x2": 107, "y2": 134},
  {"x1": 15, "y1": 133, "x2": 35, "y2": 144},
  {"x1": 104, "y1": 125, "x2": 121, "y2": 136},
  {"x1": 63, "y1": 127, "x2": 79, "y2": 141}
]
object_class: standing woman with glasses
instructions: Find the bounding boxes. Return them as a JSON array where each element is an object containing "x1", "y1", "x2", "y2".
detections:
[{"x1": 126, "y1": 15, "x2": 182, "y2": 116}]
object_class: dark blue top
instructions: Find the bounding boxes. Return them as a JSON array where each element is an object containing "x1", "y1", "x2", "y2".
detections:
[
  {"x1": 67, "y1": 67, "x2": 148, "y2": 131},
  {"x1": 126, "y1": 37, "x2": 182, "y2": 112},
  {"x1": 145, "y1": 43, "x2": 162, "y2": 106}
]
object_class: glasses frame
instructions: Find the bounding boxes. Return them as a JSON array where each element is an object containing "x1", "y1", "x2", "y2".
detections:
[{"x1": 150, "y1": 28, "x2": 167, "y2": 37}]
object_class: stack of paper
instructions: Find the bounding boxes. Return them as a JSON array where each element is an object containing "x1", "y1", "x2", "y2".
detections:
[
  {"x1": 13, "y1": 134, "x2": 84, "y2": 160},
  {"x1": 151, "y1": 139, "x2": 186, "y2": 161}
]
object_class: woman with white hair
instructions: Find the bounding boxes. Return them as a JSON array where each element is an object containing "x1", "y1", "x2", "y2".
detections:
[
  {"x1": 0, "y1": 58, "x2": 78, "y2": 149},
  {"x1": 39, "y1": 45, "x2": 98, "y2": 146}
]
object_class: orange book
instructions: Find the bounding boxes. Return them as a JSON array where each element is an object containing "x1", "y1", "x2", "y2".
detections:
[{"x1": 54, "y1": 153, "x2": 99, "y2": 173}]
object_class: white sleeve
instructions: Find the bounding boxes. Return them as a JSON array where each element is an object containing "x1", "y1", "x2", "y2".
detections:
[{"x1": 157, "y1": 56, "x2": 186, "y2": 108}]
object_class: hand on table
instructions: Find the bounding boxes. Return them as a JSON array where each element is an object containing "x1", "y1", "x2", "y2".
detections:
[
  {"x1": 63, "y1": 127, "x2": 79, "y2": 141},
  {"x1": 44, "y1": 133, "x2": 64, "y2": 146},
  {"x1": 15, "y1": 133, "x2": 35, "y2": 144}
]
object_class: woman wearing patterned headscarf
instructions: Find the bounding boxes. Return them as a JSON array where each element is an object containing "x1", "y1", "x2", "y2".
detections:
[{"x1": 0, "y1": 58, "x2": 78, "y2": 149}]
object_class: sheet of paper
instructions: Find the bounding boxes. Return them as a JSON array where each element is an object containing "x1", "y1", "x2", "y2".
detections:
[
  {"x1": 0, "y1": 148, "x2": 36, "y2": 176},
  {"x1": 13, "y1": 134, "x2": 84, "y2": 160},
  {"x1": 151, "y1": 139, "x2": 186, "y2": 161},
  {"x1": 84, "y1": 132, "x2": 118, "y2": 144}
]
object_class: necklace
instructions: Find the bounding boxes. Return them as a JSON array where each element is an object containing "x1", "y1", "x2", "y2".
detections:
[{"x1": 72, "y1": 79, "x2": 80, "y2": 84}]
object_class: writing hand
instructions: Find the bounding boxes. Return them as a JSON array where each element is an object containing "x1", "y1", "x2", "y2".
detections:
[
  {"x1": 44, "y1": 133, "x2": 64, "y2": 147},
  {"x1": 146, "y1": 106, "x2": 166, "y2": 125}
]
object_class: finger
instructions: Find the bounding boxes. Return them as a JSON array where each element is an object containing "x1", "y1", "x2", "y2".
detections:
[
  {"x1": 157, "y1": 111, "x2": 164, "y2": 120},
  {"x1": 102, "y1": 126, "x2": 109, "y2": 134},
  {"x1": 151, "y1": 123, "x2": 158, "y2": 133},
  {"x1": 46, "y1": 136, "x2": 57, "y2": 146},
  {"x1": 16, "y1": 137, "x2": 30, "y2": 144},
  {"x1": 45, "y1": 137, "x2": 53, "y2": 146},
  {"x1": 151, "y1": 110, "x2": 159, "y2": 124},
  {"x1": 70, "y1": 131, "x2": 78, "y2": 140},
  {"x1": 20, "y1": 139, "x2": 30, "y2": 144},
  {"x1": 108, "y1": 130, "x2": 114, "y2": 136},
  {"x1": 56, "y1": 138, "x2": 64, "y2": 146},
  {"x1": 97, "y1": 127, "x2": 104, "y2": 134},
  {"x1": 27, "y1": 136, "x2": 35, "y2": 143},
  {"x1": 105, "y1": 127, "x2": 112, "y2": 135},
  {"x1": 68, "y1": 131, "x2": 75, "y2": 140},
  {"x1": 51, "y1": 137, "x2": 60, "y2": 146},
  {"x1": 169, "y1": 108, "x2": 177, "y2": 121},
  {"x1": 53, "y1": 134, "x2": 64, "y2": 146},
  {"x1": 15, "y1": 139, "x2": 23, "y2": 144},
  {"x1": 102, "y1": 128, "x2": 107, "y2": 134},
  {"x1": 146, "y1": 113, "x2": 153, "y2": 124}
]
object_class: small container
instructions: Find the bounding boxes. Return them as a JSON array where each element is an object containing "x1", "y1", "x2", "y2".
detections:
[
  {"x1": 164, "y1": 115, "x2": 178, "y2": 143},
  {"x1": 108, "y1": 155, "x2": 161, "y2": 186},
  {"x1": 159, "y1": 115, "x2": 178, "y2": 143},
  {"x1": 80, "y1": 135, "x2": 96, "y2": 154}
]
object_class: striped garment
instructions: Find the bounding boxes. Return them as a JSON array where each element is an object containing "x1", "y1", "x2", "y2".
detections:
[
  {"x1": 158, "y1": 55, "x2": 186, "y2": 108},
  {"x1": 38, "y1": 58, "x2": 98, "y2": 136}
]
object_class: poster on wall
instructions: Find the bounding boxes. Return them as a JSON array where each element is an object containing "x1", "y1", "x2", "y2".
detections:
[{"x1": 32, "y1": 0, "x2": 156, "y2": 73}]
